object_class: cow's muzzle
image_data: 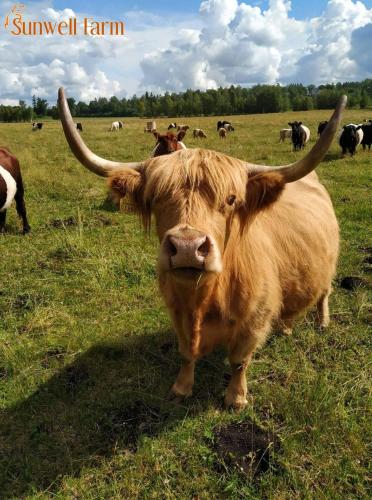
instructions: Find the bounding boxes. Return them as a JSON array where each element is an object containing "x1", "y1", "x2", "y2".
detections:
[{"x1": 159, "y1": 227, "x2": 222, "y2": 276}]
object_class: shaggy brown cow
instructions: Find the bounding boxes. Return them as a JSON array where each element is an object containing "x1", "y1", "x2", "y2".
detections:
[
  {"x1": 58, "y1": 88, "x2": 346, "y2": 409},
  {"x1": 0, "y1": 148, "x2": 30, "y2": 234},
  {"x1": 152, "y1": 131, "x2": 187, "y2": 157}
]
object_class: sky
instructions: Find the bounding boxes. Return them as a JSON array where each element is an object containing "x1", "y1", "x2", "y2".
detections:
[{"x1": 0, "y1": 0, "x2": 371, "y2": 105}]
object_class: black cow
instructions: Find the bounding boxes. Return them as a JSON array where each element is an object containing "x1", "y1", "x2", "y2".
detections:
[
  {"x1": 217, "y1": 120, "x2": 232, "y2": 131},
  {"x1": 318, "y1": 121, "x2": 328, "y2": 136},
  {"x1": 288, "y1": 121, "x2": 310, "y2": 151},
  {"x1": 76, "y1": 122, "x2": 83, "y2": 132},
  {"x1": 32, "y1": 122, "x2": 43, "y2": 131},
  {"x1": 361, "y1": 122, "x2": 372, "y2": 151},
  {"x1": 339, "y1": 124, "x2": 363, "y2": 156}
]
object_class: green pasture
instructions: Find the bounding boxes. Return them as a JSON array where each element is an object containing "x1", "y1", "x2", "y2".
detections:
[{"x1": 0, "y1": 108, "x2": 371, "y2": 498}]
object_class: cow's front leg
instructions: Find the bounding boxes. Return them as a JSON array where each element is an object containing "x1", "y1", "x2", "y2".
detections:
[
  {"x1": 225, "y1": 324, "x2": 270, "y2": 410},
  {"x1": 170, "y1": 357, "x2": 195, "y2": 399},
  {"x1": 0, "y1": 210, "x2": 6, "y2": 233}
]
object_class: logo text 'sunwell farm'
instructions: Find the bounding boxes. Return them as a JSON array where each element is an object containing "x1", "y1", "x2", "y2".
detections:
[{"x1": 3, "y1": 4, "x2": 125, "y2": 36}]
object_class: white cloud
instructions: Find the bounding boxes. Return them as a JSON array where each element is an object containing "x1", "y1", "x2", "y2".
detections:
[
  {"x1": 0, "y1": 1, "x2": 194, "y2": 103},
  {"x1": 0, "y1": 0, "x2": 371, "y2": 104},
  {"x1": 140, "y1": 0, "x2": 372, "y2": 92}
]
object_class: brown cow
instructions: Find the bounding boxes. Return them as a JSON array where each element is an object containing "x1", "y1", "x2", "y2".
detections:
[
  {"x1": 219, "y1": 127, "x2": 227, "y2": 138},
  {"x1": 177, "y1": 124, "x2": 190, "y2": 132},
  {"x1": 58, "y1": 88, "x2": 346, "y2": 409},
  {"x1": 0, "y1": 148, "x2": 30, "y2": 234},
  {"x1": 152, "y1": 131, "x2": 187, "y2": 157},
  {"x1": 193, "y1": 129, "x2": 207, "y2": 139}
]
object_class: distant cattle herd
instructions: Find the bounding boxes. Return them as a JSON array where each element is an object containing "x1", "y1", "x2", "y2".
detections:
[
  {"x1": 0, "y1": 111, "x2": 370, "y2": 238},
  {"x1": 28, "y1": 115, "x2": 372, "y2": 157}
]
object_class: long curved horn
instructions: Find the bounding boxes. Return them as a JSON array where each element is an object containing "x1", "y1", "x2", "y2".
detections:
[
  {"x1": 58, "y1": 88, "x2": 143, "y2": 177},
  {"x1": 245, "y1": 95, "x2": 347, "y2": 183}
]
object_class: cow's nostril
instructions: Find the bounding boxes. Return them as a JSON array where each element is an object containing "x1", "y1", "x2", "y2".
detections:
[
  {"x1": 168, "y1": 239, "x2": 178, "y2": 256},
  {"x1": 197, "y1": 237, "x2": 210, "y2": 257}
]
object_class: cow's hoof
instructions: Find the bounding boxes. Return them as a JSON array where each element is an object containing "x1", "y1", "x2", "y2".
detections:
[
  {"x1": 22, "y1": 227, "x2": 31, "y2": 235},
  {"x1": 167, "y1": 383, "x2": 192, "y2": 402},
  {"x1": 282, "y1": 326, "x2": 293, "y2": 336},
  {"x1": 224, "y1": 393, "x2": 248, "y2": 411}
]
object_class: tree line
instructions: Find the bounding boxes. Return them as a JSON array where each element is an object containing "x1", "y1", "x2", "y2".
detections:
[{"x1": 1, "y1": 80, "x2": 371, "y2": 122}]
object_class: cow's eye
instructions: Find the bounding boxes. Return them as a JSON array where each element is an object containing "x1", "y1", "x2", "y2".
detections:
[{"x1": 226, "y1": 195, "x2": 236, "y2": 206}]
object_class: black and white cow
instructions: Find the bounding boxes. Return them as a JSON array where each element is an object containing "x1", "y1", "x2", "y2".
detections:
[
  {"x1": 0, "y1": 148, "x2": 30, "y2": 234},
  {"x1": 32, "y1": 122, "x2": 43, "y2": 131},
  {"x1": 168, "y1": 123, "x2": 177, "y2": 130},
  {"x1": 217, "y1": 120, "x2": 232, "y2": 131},
  {"x1": 339, "y1": 124, "x2": 363, "y2": 156},
  {"x1": 288, "y1": 121, "x2": 310, "y2": 151},
  {"x1": 361, "y1": 121, "x2": 372, "y2": 151}
]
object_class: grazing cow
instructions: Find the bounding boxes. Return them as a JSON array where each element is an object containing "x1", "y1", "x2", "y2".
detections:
[
  {"x1": 76, "y1": 122, "x2": 83, "y2": 132},
  {"x1": 58, "y1": 87, "x2": 346, "y2": 409},
  {"x1": 168, "y1": 123, "x2": 177, "y2": 130},
  {"x1": 193, "y1": 129, "x2": 207, "y2": 139},
  {"x1": 152, "y1": 131, "x2": 187, "y2": 157},
  {"x1": 279, "y1": 128, "x2": 292, "y2": 142},
  {"x1": 225, "y1": 124, "x2": 235, "y2": 132},
  {"x1": 177, "y1": 124, "x2": 190, "y2": 132},
  {"x1": 219, "y1": 127, "x2": 227, "y2": 139},
  {"x1": 339, "y1": 124, "x2": 363, "y2": 156},
  {"x1": 288, "y1": 121, "x2": 310, "y2": 151},
  {"x1": 318, "y1": 121, "x2": 328, "y2": 136},
  {"x1": 0, "y1": 148, "x2": 30, "y2": 234},
  {"x1": 217, "y1": 120, "x2": 231, "y2": 131},
  {"x1": 109, "y1": 121, "x2": 121, "y2": 132},
  {"x1": 32, "y1": 122, "x2": 43, "y2": 131},
  {"x1": 361, "y1": 122, "x2": 372, "y2": 151}
]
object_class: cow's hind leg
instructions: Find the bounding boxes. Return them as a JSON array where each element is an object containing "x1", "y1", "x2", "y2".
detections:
[
  {"x1": 14, "y1": 188, "x2": 30, "y2": 234},
  {"x1": 316, "y1": 289, "x2": 331, "y2": 329},
  {"x1": 225, "y1": 323, "x2": 270, "y2": 410},
  {"x1": 0, "y1": 210, "x2": 6, "y2": 233}
]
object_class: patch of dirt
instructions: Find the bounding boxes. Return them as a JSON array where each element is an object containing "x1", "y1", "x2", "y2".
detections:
[
  {"x1": 48, "y1": 216, "x2": 77, "y2": 228},
  {"x1": 40, "y1": 347, "x2": 66, "y2": 368},
  {"x1": 213, "y1": 421, "x2": 279, "y2": 476},
  {"x1": 339, "y1": 276, "x2": 369, "y2": 291},
  {"x1": 97, "y1": 401, "x2": 170, "y2": 451}
]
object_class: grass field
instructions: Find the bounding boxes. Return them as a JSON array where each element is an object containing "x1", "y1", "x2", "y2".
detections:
[{"x1": 0, "y1": 108, "x2": 371, "y2": 498}]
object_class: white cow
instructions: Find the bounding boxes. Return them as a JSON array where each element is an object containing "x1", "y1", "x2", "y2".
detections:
[
  {"x1": 279, "y1": 128, "x2": 292, "y2": 142},
  {"x1": 109, "y1": 121, "x2": 120, "y2": 132}
]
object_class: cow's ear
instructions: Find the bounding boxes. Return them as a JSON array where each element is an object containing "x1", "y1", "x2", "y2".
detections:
[
  {"x1": 243, "y1": 172, "x2": 285, "y2": 217},
  {"x1": 288, "y1": 122, "x2": 292, "y2": 126},
  {"x1": 108, "y1": 170, "x2": 144, "y2": 208},
  {"x1": 298, "y1": 121, "x2": 302, "y2": 126},
  {"x1": 177, "y1": 130, "x2": 186, "y2": 141}
]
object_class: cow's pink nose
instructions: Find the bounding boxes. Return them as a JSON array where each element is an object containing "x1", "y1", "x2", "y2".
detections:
[{"x1": 167, "y1": 234, "x2": 211, "y2": 269}]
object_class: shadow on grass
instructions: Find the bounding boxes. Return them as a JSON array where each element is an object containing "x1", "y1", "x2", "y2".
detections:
[
  {"x1": 321, "y1": 152, "x2": 342, "y2": 163},
  {"x1": 0, "y1": 331, "x2": 226, "y2": 497}
]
